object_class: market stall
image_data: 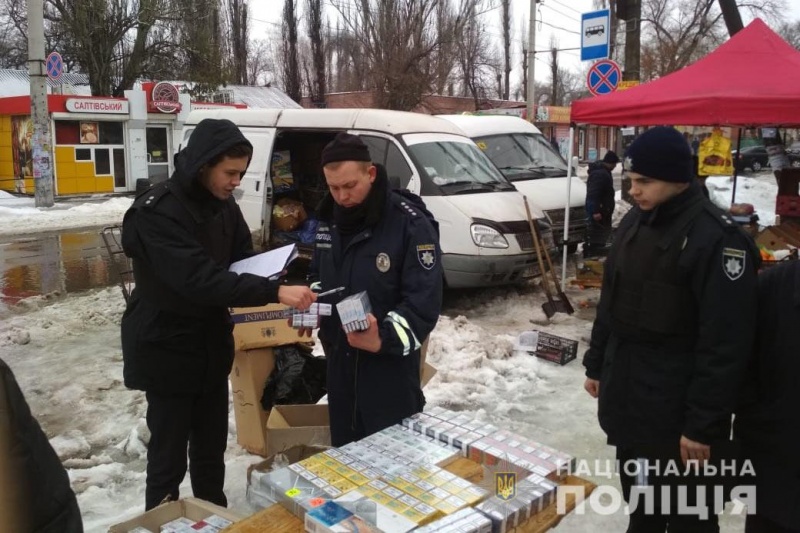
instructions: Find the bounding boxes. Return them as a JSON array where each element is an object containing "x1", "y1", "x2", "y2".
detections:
[{"x1": 559, "y1": 18, "x2": 800, "y2": 282}]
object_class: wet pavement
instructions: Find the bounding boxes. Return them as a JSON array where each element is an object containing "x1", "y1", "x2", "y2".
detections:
[{"x1": 0, "y1": 229, "x2": 121, "y2": 304}]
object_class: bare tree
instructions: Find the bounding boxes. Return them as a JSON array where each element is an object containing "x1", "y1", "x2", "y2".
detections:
[
  {"x1": 457, "y1": 5, "x2": 500, "y2": 109},
  {"x1": 281, "y1": 0, "x2": 302, "y2": 101},
  {"x1": 247, "y1": 38, "x2": 274, "y2": 85},
  {"x1": 333, "y1": 0, "x2": 477, "y2": 111},
  {"x1": 500, "y1": 0, "x2": 511, "y2": 100},
  {"x1": 227, "y1": 0, "x2": 249, "y2": 84},
  {"x1": 639, "y1": 0, "x2": 784, "y2": 81},
  {"x1": 306, "y1": 0, "x2": 326, "y2": 105},
  {"x1": 778, "y1": 19, "x2": 800, "y2": 50}
]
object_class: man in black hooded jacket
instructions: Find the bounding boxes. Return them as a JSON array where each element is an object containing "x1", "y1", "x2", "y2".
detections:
[
  {"x1": 308, "y1": 133, "x2": 443, "y2": 447},
  {"x1": 121, "y1": 118, "x2": 315, "y2": 510}
]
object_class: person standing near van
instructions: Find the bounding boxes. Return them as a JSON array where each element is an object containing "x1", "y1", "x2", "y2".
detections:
[
  {"x1": 582, "y1": 127, "x2": 758, "y2": 532},
  {"x1": 121, "y1": 118, "x2": 316, "y2": 510},
  {"x1": 309, "y1": 133, "x2": 443, "y2": 447},
  {"x1": 584, "y1": 150, "x2": 619, "y2": 257}
]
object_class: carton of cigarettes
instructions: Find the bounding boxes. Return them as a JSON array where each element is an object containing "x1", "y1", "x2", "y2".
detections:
[
  {"x1": 290, "y1": 303, "x2": 332, "y2": 329},
  {"x1": 336, "y1": 291, "x2": 372, "y2": 333}
]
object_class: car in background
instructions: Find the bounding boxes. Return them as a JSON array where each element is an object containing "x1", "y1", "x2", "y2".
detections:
[{"x1": 733, "y1": 145, "x2": 770, "y2": 172}]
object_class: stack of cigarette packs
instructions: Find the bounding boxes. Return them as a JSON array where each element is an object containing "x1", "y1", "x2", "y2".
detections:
[
  {"x1": 412, "y1": 507, "x2": 492, "y2": 533},
  {"x1": 474, "y1": 475, "x2": 558, "y2": 533},
  {"x1": 291, "y1": 303, "x2": 333, "y2": 329},
  {"x1": 336, "y1": 291, "x2": 372, "y2": 332}
]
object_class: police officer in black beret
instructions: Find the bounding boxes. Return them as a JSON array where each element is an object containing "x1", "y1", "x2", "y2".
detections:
[{"x1": 583, "y1": 126, "x2": 759, "y2": 532}]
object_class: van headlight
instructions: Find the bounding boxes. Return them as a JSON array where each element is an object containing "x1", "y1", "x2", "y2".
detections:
[{"x1": 470, "y1": 224, "x2": 509, "y2": 248}]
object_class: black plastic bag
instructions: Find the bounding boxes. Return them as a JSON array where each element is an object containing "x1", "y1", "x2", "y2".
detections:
[{"x1": 261, "y1": 344, "x2": 327, "y2": 410}]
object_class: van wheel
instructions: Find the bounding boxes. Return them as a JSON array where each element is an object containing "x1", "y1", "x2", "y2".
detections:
[{"x1": 752, "y1": 161, "x2": 762, "y2": 172}]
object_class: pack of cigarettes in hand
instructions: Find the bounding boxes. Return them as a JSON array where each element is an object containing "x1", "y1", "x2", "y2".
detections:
[
  {"x1": 290, "y1": 303, "x2": 332, "y2": 329},
  {"x1": 336, "y1": 291, "x2": 372, "y2": 333}
]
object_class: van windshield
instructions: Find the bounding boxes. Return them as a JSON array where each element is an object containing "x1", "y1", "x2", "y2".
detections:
[
  {"x1": 403, "y1": 134, "x2": 515, "y2": 195},
  {"x1": 475, "y1": 133, "x2": 568, "y2": 181}
]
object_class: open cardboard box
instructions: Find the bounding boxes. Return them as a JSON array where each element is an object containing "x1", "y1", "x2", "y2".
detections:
[
  {"x1": 230, "y1": 340, "x2": 437, "y2": 457},
  {"x1": 108, "y1": 497, "x2": 243, "y2": 532}
]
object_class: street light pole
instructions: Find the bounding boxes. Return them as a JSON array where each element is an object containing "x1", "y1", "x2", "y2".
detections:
[
  {"x1": 28, "y1": 0, "x2": 55, "y2": 207},
  {"x1": 526, "y1": 0, "x2": 538, "y2": 123}
]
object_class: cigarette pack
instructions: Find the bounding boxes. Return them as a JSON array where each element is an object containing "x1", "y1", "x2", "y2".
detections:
[{"x1": 336, "y1": 291, "x2": 372, "y2": 332}]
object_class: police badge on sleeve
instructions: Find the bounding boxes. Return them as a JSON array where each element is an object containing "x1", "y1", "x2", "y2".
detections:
[
  {"x1": 722, "y1": 247, "x2": 746, "y2": 281},
  {"x1": 416, "y1": 244, "x2": 436, "y2": 270}
]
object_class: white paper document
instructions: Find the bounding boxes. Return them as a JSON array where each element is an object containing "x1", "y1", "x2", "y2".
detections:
[{"x1": 228, "y1": 244, "x2": 298, "y2": 279}]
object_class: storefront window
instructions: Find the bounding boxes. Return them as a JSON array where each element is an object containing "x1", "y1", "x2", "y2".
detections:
[
  {"x1": 55, "y1": 121, "x2": 123, "y2": 145},
  {"x1": 75, "y1": 148, "x2": 91, "y2": 161},
  {"x1": 95, "y1": 149, "x2": 110, "y2": 175}
]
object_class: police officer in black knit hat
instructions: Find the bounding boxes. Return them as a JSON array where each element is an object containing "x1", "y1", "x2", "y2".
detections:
[
  {"x1": 582, "y1": 127, "x2": 759, "y2": 532},
  {"x1": 306, "y1": 133, "x2": 443, "y2": 447}
]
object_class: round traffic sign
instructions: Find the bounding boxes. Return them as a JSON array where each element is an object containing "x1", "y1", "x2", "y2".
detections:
[
  {"x1": 586, "y1": 59, "x2": 621, "y2": 96},
  {"x1": 46, "y1": 51, "x2": 63, "y2": 82}
]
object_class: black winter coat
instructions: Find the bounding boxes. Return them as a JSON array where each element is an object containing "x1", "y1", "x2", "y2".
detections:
[
  {"x1": 121, "y1": 119, "x2": 279, "y2": 395},
  {"x1": 585, "y1": 161, "x2": 615, "y2": 219},
  {"x1": 734, "y1": 261, "x2": 800, "y2": 530},
  {"x1": 0, "y1": 358, "x2": 82, "y2": 533},
  {"x1": 583, "y1": 185, "x2": 759, "y2": 449},
  {"x1": 311, "y1": 178, "x2": 443, "y2": 446}
]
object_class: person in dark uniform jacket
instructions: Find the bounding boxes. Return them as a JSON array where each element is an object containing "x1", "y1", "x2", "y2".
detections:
[
  {"x1": 735, "y1": 261, "x2": 800, "y2": 533},
  {"x1": 0, "y1": 357, "x2": 83, "y2": 532},
  {"x1": 582, "y1": 127, "x2": 759, "y2": 533},
  {"x1": 308, "y1": 133, "x2": 443, "y2": 447},
  {"x1": 584, "y1": 150, "x2": 619, "y2": 257},
  {"x1": 121, "y1": 118, "x2": 316, "y2": 510}
]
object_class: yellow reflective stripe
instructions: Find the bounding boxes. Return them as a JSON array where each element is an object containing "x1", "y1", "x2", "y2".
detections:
[
  {"x1": 390, "y1": 321, "x2": 412, "y2": 356},
  {"x1": 387, "y1": 311, "x2": 421, "y2": 351}
]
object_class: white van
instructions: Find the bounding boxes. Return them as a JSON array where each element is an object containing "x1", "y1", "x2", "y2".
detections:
[
  {"x1": 438, "y1": 114, "x2": 587, "y2": 253},
  {"x1": 181, "y1": 108, "x2": 555, "y2": 288}
]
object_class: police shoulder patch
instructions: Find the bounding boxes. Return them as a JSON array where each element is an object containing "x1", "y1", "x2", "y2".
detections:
[
  {"x1": 416, "y1": 244, "x2": 436, "y2": 270},
  {"x1": 722, "y1": 247, "x2": 746, "y2": 281}
]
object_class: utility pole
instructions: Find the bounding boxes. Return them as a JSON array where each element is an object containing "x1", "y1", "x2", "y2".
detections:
[
  {"x1": 28, "y1": 0, "x2": 54, "y2": 207},
  {"x1": 526, "y1": 0, "x2": 538, "y2": 123},
  {"x1": 620, "y1": 0, "x2": 641, "y2": 203}
]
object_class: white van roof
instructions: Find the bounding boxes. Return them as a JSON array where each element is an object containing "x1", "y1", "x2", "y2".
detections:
[
  {"x1": 184, "y1": 108, "x2": 465, "y2": 136},
  {"x1": 437, "y1": 114, "x2": 544, "y2": 137}
]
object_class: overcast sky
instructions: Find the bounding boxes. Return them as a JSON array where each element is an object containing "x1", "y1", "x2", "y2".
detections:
[{"x1": 248, "y1": 0, "x2": 800, "y2": 93}]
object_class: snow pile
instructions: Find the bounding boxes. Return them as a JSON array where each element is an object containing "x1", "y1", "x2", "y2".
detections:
[{"x1": 0, "y1": 196, "x2": 132, "y2": 236}]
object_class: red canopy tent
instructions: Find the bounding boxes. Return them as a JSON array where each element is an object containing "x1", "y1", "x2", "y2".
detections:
[{"x1": 571, "y1": 18, "x2": 800, "y2": 127}]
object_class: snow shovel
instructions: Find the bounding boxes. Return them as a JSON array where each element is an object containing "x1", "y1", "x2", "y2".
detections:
[{"x1": 524, "y1": 196, "x2": 574, "y2": 318}]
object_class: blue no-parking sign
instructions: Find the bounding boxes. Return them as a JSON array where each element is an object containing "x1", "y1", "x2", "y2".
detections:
[
  {"x1": 46, "y1": 51, "x2": 63, "y2": 82},
  {"x1": 586, "y1": 59, "x2": 621, "y2": 96}
]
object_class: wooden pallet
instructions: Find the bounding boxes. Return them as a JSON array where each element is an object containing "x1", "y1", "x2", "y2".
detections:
[{"x1": 223, "y1": 457, "x2": 595, "y2": 533}]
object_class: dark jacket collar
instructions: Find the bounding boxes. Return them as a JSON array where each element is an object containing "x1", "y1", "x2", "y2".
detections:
[{"x1": 639, "y1": 182, "x2": 704, "y2": 227}]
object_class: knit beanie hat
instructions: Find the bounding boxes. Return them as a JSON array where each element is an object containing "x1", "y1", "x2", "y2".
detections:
[
  {"x1": 602, "y1": 150, "x2": 620, "y2": 164},
  {"x1": 623, "y1": 126, "x2": 693, "y2": 183},
  {"x1": 321, "y1": 132, "x2": 372, "y2": 166}
]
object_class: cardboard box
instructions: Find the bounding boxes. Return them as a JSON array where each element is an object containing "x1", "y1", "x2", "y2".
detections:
[
  {"x1": 230, "y1": 304, "x2": 300, "y2": 350},
  {"x1": 266, "y1": 404, "x2": 331, "y2": 455},
  {"x1": 230, "y1": 348, "x2": 275, "y2": 455},
  {"x1": 230, "y1": 345, "x2": 436, "y2": 457},
  {"x1": 108, "y1": 497, "x2": 243, "y2": 532}
]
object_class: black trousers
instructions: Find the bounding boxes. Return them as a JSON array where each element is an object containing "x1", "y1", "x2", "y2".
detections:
[
  {"x1": 617, "y1": 447, "x2": 720, "y2": 533},
  {"x1": 585, "y1": 216, "x2": 612, "y2": 252},
  {"x1": 145, "y1": 383, "x2": 229, "y2": 510}
]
